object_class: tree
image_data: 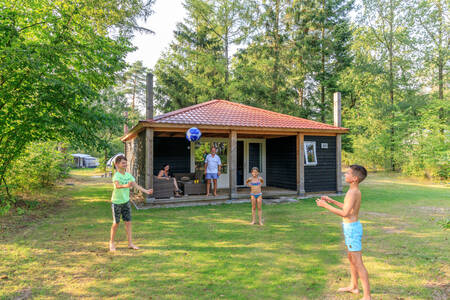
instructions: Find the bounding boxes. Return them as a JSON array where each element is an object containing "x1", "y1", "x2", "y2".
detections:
[
  {"x1": 190, "y1": 0, "x2": 256, "y2": 89},
  {"x1": 230, "y1": 0, "x2": 295, "y2": 112},
  {"x1": 119, "y1": 61, "x2": 151, "y2": 112},
  {"x1": 414, "y1": 0, "x2": 449, "y2": 133},
  {"x1": 154, "y1": 0, "x2": 225, "y2": 112},
  {"x1": 352, "y1": 0, "x2": 417, "y2": 171},
  {"x1": 0, "y1": 0, "x2": 154, "y2": 202}
]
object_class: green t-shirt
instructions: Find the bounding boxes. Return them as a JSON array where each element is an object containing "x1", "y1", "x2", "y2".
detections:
[{"x1": 111, "y1": 171, "x2": 135, "y2": 204}]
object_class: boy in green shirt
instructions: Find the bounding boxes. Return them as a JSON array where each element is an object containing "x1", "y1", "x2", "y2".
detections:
[{"x1": 110, "y1": 155, "x2": 153, "y2": 252}]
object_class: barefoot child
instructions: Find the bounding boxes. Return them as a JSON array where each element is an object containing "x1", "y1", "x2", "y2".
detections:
[
  {"x1": 315, "y1": 165, "x2": 371, "y2": 300},
  {"x1": 109, "y1": 155, "x2": 153, "y2": 252},
  {"x1": 246, "y1": 167, "x2": 264, "y2": 225}
]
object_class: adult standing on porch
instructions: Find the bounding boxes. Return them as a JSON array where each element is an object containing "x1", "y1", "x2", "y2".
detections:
[{"x1": 204, "y1": 146, "x2": 222, "y2": 196}]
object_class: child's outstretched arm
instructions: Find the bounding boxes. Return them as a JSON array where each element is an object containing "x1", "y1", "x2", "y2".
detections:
[
  {"x1": 114, "y1": 181, "x2": 132, "y2": 189},
  {"x1": 316, "y1": 193, "x2": 356, "y2": 217},
  {"x1": 130, "y1": 181, "x2": 153, "y2": 195},
  {"x1": 321, "y1": 196, "x2": 343, "y2": 208}
]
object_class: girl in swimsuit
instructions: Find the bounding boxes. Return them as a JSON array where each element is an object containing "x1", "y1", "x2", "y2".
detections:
[{"x1": 246, "y1": 167, "x2": 264, "y2": 225}]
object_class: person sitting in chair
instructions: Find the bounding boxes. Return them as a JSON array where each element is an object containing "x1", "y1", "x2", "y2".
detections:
[{"x1": 157, "y1": 164, "x2": 182, "y2": 197}]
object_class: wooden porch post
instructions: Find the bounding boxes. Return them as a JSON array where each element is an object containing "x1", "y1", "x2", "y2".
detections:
[
  {"x1": 145, "y1": 128, "x2": 155, "y2": 202},
  {"x1": 334, "y1": 92, "x2": 343, "y2": 194},
  {"x1": 229, "y1": 130, "x2": 238, "y2": 200},
  {"x1": 296, "y1": 133, "x2": 305, "y2": 196}
]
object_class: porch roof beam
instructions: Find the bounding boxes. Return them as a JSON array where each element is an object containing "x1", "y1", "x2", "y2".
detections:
[{"x1": 122, "y1": 122, "x2": 346, "y2": 141}]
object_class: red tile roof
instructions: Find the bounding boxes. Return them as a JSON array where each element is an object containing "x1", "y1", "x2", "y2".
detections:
[{"x1": 147, "y1": 100, "x2": 346, "y2": 131}]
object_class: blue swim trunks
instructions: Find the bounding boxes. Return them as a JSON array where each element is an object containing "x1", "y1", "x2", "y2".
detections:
[
  {"x1": 342, "y1": 220, "x2": 363, "y2": 252},
  {"x1": 205, "y1": 173, "x2": 219, "y2": 180}
]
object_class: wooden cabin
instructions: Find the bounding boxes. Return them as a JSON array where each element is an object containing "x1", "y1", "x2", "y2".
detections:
[{"x1": 121, "y1": 75, "x2": 348, "y2": 207}]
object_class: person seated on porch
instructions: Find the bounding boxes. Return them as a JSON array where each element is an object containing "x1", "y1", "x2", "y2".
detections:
[{"x1": 157, "y1": 164, "x2": 182, "y2": 197}]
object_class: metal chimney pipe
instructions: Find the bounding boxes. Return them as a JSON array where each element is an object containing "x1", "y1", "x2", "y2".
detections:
[
  {"x1": 334, "y1": 92, "x2": 343, "y2": 194},
  {"x1": 333, "y1": 92, "x2": 341, "y2": 127},
  {"x1": 146, "y1": 73, "x2": 154, "y2": 120}
]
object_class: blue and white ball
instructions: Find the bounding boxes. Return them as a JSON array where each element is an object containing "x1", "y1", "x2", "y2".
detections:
[{"x1": 186, "y1": 127, "x2": 202, "y2": 142}]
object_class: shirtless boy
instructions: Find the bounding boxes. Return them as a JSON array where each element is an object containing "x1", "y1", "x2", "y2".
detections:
[{"x1": 316, "y1": 165, "x2": 371, "y2": 300}]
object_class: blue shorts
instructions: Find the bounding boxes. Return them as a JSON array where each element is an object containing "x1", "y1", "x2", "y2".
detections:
[
  {"x1": 342, "y1": 220, "x2": 363, "y2": 252},
  {"x1": 205, "y1": 173, "x2": 218, "y2": 180}
]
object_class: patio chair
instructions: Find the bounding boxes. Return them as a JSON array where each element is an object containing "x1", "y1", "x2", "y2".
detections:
[{"x1": 153, "y1": 175, "x2": 175, "y2": 199}]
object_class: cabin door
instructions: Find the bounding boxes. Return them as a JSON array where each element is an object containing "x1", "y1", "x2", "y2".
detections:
[{"x1": 237, "y1": 141, "x2": 244, "y2": 186}]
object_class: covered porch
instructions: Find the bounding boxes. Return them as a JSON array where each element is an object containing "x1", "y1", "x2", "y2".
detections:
[{"x1": 125, "y1": 124, "x2": 342, "y2": 205}]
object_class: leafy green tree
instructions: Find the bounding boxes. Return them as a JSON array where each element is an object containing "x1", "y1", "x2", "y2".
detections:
[
  {"x1": 413, "y1": 0, "x2": 448, "y2": 134},
  {"x1": 343, "y1": 0, "x2": 418, "y2": 171},
  {"x1": 0, "y1": 0, "x2": 154, "y2": 205}
]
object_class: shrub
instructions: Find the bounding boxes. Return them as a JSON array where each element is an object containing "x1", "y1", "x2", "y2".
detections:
[{"x1": 5, "y1": 142, "x2": 71, "y2": 194}]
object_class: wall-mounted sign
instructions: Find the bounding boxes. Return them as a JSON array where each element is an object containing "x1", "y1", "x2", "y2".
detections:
[{"x1": 321, "y1": 143, "x2": 328, "y2": 149}]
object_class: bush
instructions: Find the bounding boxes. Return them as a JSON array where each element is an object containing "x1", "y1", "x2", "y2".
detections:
[{"x1": 6, "y1": 141, "x2": 71, "y2": 193}]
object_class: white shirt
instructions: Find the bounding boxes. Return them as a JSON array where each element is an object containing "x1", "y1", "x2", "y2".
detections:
[{"x1": 205, "y1": 154, "x2": 222, "y2": 174}]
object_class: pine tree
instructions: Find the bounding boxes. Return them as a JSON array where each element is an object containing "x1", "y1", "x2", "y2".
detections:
[{"x1": 154, "y1": 0, "x2": 225, "y2": 112}]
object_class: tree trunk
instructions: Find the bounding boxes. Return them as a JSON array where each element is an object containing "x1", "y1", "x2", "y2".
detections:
[
  {"x1": 224, "y1": 11, "x2": 229, "y2": 89},
  {"x1": 320, "y1": 0, "x2": 326, "y2": 123},
  {"x1": 437, "y1": 0, "x2": 444, "y2": 101},
  {"x1": 104, "y1": 149, "x2": 108, "y2": 177},
  {"x1": 1, "y1": 175, "x2": 11, "y2": 200},
  {"x1": 271, "y1": 0, "x2": 281, "y2": 108},
  {"x1": 437, "y1": 0, "x2": 444, "y2": 134},
  {"x1": 388, "y1": 0, "x2": 395, "y2": 171},
  {"x1": 297, "y1": 87, "x2": 304, "y2": 107},
  {"x1": 132, "y1": 76, "x2": 136, "y2": 110}
]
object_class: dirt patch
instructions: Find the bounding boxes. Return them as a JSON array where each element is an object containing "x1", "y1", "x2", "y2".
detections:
[
  {"x1": 425, "y1": 282, "x2": 450, "y2": 300},
  {"x1": 0, "y1": 188, "x2": 72, "y2": 241},
  {"x1": 362, "y1": 211, "x2": 391, "y2": 217},
  {"x1": 415, "y1": 206, "x2": 450, "y2": 214},
  {"x1": 362, "y1": 211, "x2": 413, "y2": 233},
  {"x1": 65, "y1": 174, "x2": 109, "y2": 185},
  {"x1": 381, "y1": 226, "x2": 406, "y2": 234},
  {"x1": 12, "y1": 288, "x2": 32, "y2": 300}
]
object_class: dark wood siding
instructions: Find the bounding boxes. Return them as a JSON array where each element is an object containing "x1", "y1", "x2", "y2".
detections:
[
  {"x1": 154, "y1": 137, "x2": 190, "y2": 175},
  {"x1": 304, "y1": 136, "x2": 336, "y2": 192},
  {"x1": 266, "y1": 136, "x2": 297, "y2": 190}
]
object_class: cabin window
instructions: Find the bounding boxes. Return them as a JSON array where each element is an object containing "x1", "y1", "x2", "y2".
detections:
[
  {"x1": 248, "y1": 143, "x2": 262, "y2": 172},
  {"x1": 304, "y1": 141, "x2": 318, "y2": 166}
]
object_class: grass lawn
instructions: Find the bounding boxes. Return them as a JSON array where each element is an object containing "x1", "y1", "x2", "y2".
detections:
[{"x1": 1, "y1": 171, "x2": 448, "y2": 299}]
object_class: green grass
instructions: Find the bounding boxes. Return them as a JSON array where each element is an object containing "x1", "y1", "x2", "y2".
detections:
[{"x1": 0, "y1": 173, "x2": 448, "y2": 299}]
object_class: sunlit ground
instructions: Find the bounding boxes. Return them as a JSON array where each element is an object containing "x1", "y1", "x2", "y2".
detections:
[{"x1": 1, "y1": 171, "x2": 448, "y2": 299}]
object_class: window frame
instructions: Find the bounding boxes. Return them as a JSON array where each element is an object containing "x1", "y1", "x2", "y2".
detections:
[{"x1": 304, "y1": 141, "x2": 318, "y2": 166}]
